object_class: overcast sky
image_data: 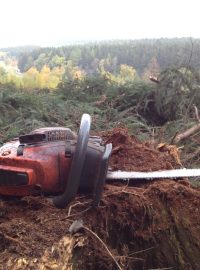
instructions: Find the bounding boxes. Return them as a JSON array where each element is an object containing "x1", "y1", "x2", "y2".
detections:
[{"x1": 0, "y1": 0, "x2": 199, "y2": 47}]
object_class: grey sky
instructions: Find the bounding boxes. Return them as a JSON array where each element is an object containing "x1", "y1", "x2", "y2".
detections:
[{"x1": 0, "y1": 0, "x2": 199, "y2": 47}]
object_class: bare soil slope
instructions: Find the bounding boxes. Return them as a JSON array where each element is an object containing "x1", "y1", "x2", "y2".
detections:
[{"x1": 0, "y1": 128, "x2": 200, "y2": 270}]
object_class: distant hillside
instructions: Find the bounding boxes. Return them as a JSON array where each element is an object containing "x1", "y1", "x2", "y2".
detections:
[
  {"x1": 0, "y1": 46, "x2": 40, "y2": 57},
  {"x1": 1, "y1": 38, "x2": 200, "y2": 89},
  {"x1": 3, "y1": 38, "x2": 198, "y2": 77}
]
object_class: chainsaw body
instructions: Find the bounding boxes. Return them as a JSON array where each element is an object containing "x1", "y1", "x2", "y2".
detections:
[{"x1": 0, "y1": 115, "x2": 112, "y2": 207}]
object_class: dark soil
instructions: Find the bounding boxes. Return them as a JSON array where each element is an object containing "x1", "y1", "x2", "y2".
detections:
[{"x1": 0, "y1": 128, "x2": 200, "y2": 270}]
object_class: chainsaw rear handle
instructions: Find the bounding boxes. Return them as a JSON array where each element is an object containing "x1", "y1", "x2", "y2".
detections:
[{"x1": 53, "y1": 114, "x2": 91, "y2": 208}]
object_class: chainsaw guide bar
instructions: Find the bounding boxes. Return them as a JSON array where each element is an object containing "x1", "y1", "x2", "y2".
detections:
[{"x1": 106, "y1": 168, "x2": 200, "y2": 180}]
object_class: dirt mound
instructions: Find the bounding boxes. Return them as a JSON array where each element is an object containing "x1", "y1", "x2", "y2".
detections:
[
  {"x1": 102, "y1": 128, "x2": 181, "y2": 171},
  {"x1": 0, "y1": 128, "x2": 200, "y2": 270}
]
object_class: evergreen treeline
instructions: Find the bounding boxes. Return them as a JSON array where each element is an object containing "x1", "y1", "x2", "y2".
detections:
[
  {"x1": 1, "y1": 38, "x2": 200, "y2": 90},
  {"x1": 11, "y1": 38, "x2": 200, "y2": 75}
]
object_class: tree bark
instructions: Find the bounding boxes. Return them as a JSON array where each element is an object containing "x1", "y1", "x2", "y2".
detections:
[{"x1": 174, "y1": 122, "x2": 200, "y2": 144}]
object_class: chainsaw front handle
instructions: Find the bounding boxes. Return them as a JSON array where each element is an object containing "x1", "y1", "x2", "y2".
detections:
[{"x1": 53, "y1": 114, "x2": 91, "y2": 208}]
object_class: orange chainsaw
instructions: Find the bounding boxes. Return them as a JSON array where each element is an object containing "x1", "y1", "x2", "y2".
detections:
[
  {"x1": 0, "y1": 114, "x2": 112, "y2": 208},
  {"x1": 0, "y1": 114, "x2": 200, "y2": 208}
]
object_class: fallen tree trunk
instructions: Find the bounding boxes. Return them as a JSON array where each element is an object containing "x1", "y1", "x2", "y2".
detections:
[{"x1": 174, "y1": 122, "x2": 200, "y2": 144}]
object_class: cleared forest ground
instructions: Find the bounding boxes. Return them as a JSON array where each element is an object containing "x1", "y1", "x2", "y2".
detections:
[{"x1": 0, "y1": 128, "x2": 200, "y2": 270}]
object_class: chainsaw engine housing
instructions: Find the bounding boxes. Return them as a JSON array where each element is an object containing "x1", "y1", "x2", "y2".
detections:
[{"x1": 0, "y1": 118, "x2": 112, "y2": 207}]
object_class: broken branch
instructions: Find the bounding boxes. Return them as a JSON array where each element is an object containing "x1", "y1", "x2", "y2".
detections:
[
  {"x1": 183, "y1": 146, "x2": 200, "y2": 163},
  {"x1": 83, "y1": 226, "x2": 123, "y2": 270},
  {"x1": 173, "y1": 122, "x2": 200, "y2": 144},
  {"x1": 193, "y1": 105, "x2": 200, "y2": 122}
]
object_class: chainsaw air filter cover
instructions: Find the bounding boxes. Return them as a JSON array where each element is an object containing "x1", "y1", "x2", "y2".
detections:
[
  {"x1": 19, "y1": 127, "x2": 76, "y2": 144},
  {"x1": 0, "y1": 114, "x2": 112, "y2": 208}
]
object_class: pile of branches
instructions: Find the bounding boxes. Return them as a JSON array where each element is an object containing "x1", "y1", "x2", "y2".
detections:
[{"x1": 155, "y1": 67, "x2": 200, "y2": 121}]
